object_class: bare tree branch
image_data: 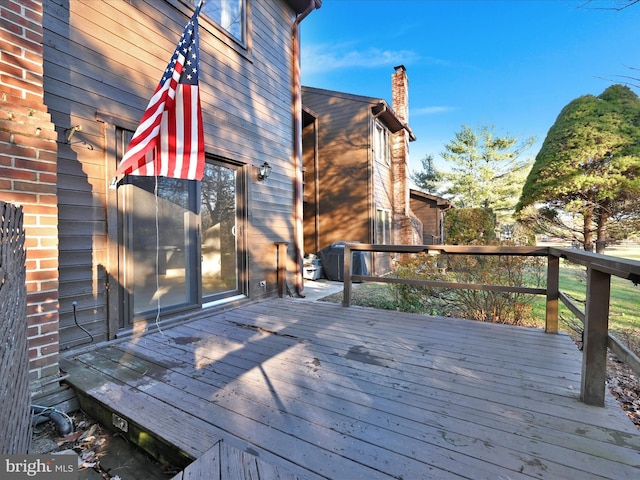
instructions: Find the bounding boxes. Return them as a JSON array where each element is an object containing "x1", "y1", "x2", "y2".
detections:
[{"x1": 579, "y1": 0, "x2": 640, "y2": 10}]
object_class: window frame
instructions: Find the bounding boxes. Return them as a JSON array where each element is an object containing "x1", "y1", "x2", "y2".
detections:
[
  {"x1": 189, "y1": 0, "x2": 247, "y2": 47},
  {"x1": 376, "y1": 208, "x2": 393, "y2": 245},
  {"x1": 373, "y1": 120, "x2": 391, "y2": 166}
]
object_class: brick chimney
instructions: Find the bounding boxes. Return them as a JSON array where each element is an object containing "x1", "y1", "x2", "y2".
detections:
[
  {"x1": 391, "y1": 65, "x2": 415, "y2": 244},
  {"x1": 392, "y1": 65, "x2": 409, "y2": 125}
]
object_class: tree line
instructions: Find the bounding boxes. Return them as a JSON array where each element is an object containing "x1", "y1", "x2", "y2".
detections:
[{"x1": 412, "y1": 84, "x2": 640, "y2": 253}]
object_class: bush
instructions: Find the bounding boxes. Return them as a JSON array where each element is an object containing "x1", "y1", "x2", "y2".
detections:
[
  {"x1": 445, "y1": 208, "x2": 496, "y2": 244},
  {"x1": 390, "y1": 245, "x2": 545, "y2": 325}
]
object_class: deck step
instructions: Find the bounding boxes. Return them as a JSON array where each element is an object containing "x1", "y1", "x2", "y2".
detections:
[
  {"x1": 170, "y1": 440, "x2": 302, "y2": 480},
  {"x1": 61, "y1": 357, "x2": 313, "y2": 479}
]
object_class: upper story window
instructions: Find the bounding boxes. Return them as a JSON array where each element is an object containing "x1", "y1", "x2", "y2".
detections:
[
  {"x1": 373, "y1": 120, "x2": 390, "y2": 166},
  {"x1": 199, "y1": 0, "x2": 246, "y2": 44}
]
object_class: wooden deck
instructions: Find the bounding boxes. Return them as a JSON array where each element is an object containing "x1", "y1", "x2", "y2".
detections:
[{"x1": 61, "y1": 298, "x2": 640, "y2": 479}]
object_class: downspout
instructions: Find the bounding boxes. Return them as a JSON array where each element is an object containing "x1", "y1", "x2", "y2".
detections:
[{"x1": 292, "y1": 0, "x2": 320, "y2": 297}]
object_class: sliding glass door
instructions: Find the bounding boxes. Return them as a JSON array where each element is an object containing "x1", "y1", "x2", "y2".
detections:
[
  {"x1": 200, "y1": 161, "x2": 242, "y2": 302},
  {"x1": 117, "y1": 130, "x2": 244, "y2": 326}
]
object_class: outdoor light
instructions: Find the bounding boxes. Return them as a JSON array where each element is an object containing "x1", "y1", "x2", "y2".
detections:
[{"x1": 258, "y1": 161, "x2": 272, "y2": 181}]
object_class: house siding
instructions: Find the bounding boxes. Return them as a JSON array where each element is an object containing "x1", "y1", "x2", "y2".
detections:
[
  {"x1": 40, "y1": 0, "x2": 299, "y2": 351},
  {"x1": 301, "y1": 88, "x2": 372, "y2": 251},
  {"x1": 410, "y1": 190, "x2": 452, "y2": 245}
]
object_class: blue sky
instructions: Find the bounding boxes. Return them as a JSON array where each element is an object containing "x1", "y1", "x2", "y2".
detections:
[{"x1": 300, "y1": 0, "x2": 640, "y2": 174}]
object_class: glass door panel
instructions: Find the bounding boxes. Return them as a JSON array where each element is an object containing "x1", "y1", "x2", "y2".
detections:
[
  {"x1": 201, "y1": 162, "x2": 238, "y2": 300},
  {"x1": 119, "y1": 176, "x2": 198, "y2": 321}
]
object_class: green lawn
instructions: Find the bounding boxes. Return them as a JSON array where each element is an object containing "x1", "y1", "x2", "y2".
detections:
[{"x1": 529, "y1": 246, "x2": 640, "y2": 332}]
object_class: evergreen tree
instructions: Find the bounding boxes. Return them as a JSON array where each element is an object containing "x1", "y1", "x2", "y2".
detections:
[
  {"x1": 410, "y1": 154, "x2": 442, "y2": 194},
  {"x1": 517, "y1": 85, "x2": 640, "y2": 253},
  {"x1": 440, "y1": 124, "x2": 534, "y2": 227}
]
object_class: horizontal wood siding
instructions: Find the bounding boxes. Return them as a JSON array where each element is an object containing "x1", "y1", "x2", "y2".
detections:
[
  {"x1": 302, "y1": 88, "x2": 372, "y2": 251},
  {"x1": 410, "y1": 196, "x2": 440, "y2": 244},
  {"x1": 44, "y1": 0, "x2": 298, "y2": 349}
]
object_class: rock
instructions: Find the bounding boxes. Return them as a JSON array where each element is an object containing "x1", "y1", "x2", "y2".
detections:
[{"x1": 30, "y1": 437, "x2": 59, "y2": 454}]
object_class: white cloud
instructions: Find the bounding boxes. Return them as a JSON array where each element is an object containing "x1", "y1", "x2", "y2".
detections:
[
  {"x1": 412, "y1": 106, "x2": 457, "y2": 116},
  {"x1": 301, "y1": 43, "x2": 422, "y2": 74}
]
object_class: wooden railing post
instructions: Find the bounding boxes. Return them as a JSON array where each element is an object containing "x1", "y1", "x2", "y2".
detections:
[
  {"x1": 580, "y1": 266, "x2": 611, "y2": 406},
  {"x1": 545, "y1": 253, "x2": 559, "y2": 334},
  {"x1": 275, "y1": 242, "x2": 288, "y2": 298},
  {"x1": 342, "y1": 244, "x2": 352, "y2": 307}
]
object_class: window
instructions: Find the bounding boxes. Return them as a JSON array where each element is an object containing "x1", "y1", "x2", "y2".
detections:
[
  {"x1": 200, "y1": 0, "x2": 246, "y2": 44},
  {"x1": 373, "y1": 120, "x2": 390, "y2": 166},
  {"x1": 376, "y1": 208, "x2": 392, "y2": 244}
]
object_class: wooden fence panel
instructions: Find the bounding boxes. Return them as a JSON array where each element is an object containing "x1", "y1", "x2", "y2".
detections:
[{"x1": 0, "y1": 201, "x2": 30, "y2": 454}]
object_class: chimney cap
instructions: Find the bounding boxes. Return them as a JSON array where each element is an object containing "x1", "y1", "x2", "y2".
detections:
[{"x1": 394, "y1": 65, "x2": 406, "y2": 72}]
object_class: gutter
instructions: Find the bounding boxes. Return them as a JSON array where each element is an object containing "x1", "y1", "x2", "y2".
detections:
[{"x1": 292, "y1": 0, "x2": 321, "y2": 297}]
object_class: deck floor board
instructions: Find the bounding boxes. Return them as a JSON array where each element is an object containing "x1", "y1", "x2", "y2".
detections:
[{"x1": 62, "y1": 298, "x2": 640, "y2": 479}]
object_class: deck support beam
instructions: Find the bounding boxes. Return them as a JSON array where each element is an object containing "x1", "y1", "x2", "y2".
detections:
[
  {"x1": 545, "y1": 254, "x2": 559, "y2": 334},
  {"x1": 275, "y1": 242, "x2": 289, "y2": 298},
  {"x1": 581, "y1": 266, "x2": 611, "y2": 406}
]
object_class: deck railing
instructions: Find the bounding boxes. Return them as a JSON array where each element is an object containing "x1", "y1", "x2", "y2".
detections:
[{"x1": 341, "y1": 243, "x2": 640, "y2": 407}]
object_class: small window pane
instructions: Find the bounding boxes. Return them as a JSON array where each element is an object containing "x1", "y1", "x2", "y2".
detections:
[
  {"x1": 376, "y1": 209, "x2": 392, "y2": 245},
  {"x1": 201, "y1": 0, "x2": 245, "y2": 43}
]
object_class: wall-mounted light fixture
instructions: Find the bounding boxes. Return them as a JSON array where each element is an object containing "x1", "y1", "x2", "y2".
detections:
[
  {"x1": 63, "y1": 124, "x2": 94, "y2": 150},
  {"x1": 65, "y1": 125, "x2": 82, "y2": 143},
  {"x1": 258, "y1": 161, "x2": 272, "y2": 181}
]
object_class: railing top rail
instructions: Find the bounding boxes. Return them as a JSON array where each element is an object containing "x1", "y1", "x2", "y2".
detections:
[
  {"x1": 550, "y1": 247, "x2": 640, "y2": 282},
  {"x1": 345, "y1": 243, "x2": 549, "y2": 256}
]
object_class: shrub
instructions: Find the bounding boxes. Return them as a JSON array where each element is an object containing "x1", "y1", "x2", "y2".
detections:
[
  {"x1": 445, "y1": 208, "x2": 496, "y2": 244},
  {"x1": 390, "y1": 244, "x2": 545, "y2": 325}
]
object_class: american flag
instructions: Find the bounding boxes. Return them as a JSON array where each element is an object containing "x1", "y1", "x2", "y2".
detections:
[{"x1": 114, "y1": 3, "x2": 204, "y2": 181}]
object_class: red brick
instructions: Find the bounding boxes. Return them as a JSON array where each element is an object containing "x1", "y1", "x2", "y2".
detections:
[
  {"x1": 0, "y1": 60, "x2": 25, "y2": 79},
  {"x1": 27, "y1": 332, "x2": 58, "y2": 347},
  {"x1": 36, "y1": 149, "x2": 57, "y2": 162},
  {"x1": 0, "y1": 166, "x2": 37, "y2": 180},
  {"x1": 25, "y1": 247, "x2": 58, "y2": 260},
  {"x1": 28, "y1": 269, "x2": 58, "y2": 282},
  {"x1": 1, "y1": 74, "x2": 39, "y2": 95},
  {"x1": 0, "y1": 17, "x2": 23, "y2": 36},
  {"x1": 1, "y1": 191, "x2": 37, "y2": 205},
  {"x1": 26, "y1": 290, "x2": 58, "y2": 305},
  {"x1": 25, "y1": 205, "x2": 58, "y2": 217},
  {"x1": 15, "y1": 180, "x2": 56, "y2": 193},
  {"x1": 19, "y1": 0, "x2": 41, "y2": 14},
  {"x1": 38, "y1": 172, "x2": 56, "y2": 184},
  {"x1": 14, "y1": 157, "x2": 57, "y2": 171},
  {"x1": 1, "y1": 2, "x2": 20, "y2": 15},
  {"x1": 38, "y1": 322, "x2": 58, "y2": 335},
  {"x1": 1, "y1": 141, "x2": 35, "y2": 158},
  {"x1": 39, "y1": 237, "x2": 59, "y2": 248},
  {"x1": 29, "y1": 355, "x2": 59, "y2": 371},
  {"x1": 25, "y1": 28, "x2": 43, "y2": 48},
  {"x1": 40, "y1": 343, "x2": 59, "y2": 357}
]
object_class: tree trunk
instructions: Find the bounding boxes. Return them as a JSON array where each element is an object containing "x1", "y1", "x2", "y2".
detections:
[
  {"x1": 595, "y1": 211, "x2": 609, "y2": 254},
  {"x1": 583, "y1": 208, "x2": 594, "y2": 252}
]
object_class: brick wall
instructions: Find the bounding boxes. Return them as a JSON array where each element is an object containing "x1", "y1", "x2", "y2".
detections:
[{"x1": 1, "y1": 0, "x2": 61, "y2": 395}]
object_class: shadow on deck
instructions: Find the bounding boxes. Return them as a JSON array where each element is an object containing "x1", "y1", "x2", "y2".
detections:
[{"x1": 60, "y1": 298, "x2": 640, "y2": 479}]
